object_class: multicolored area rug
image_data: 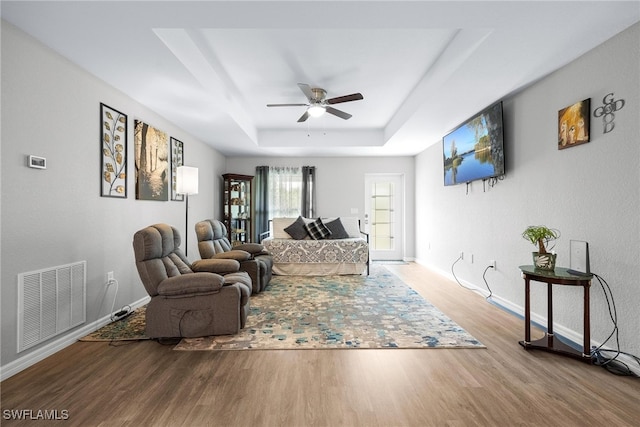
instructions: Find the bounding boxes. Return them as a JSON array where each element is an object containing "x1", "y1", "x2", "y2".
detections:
[
  {"x1": 175, "y1": 265, "x2": 484, "y2": 351},
  {"x1": 80, "y1": 307, "x2": 149, "y2": 342}
]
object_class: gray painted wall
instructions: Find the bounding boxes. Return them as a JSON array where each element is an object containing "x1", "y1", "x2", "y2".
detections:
[
  {"x1": 1, "y1": 22, "x2": 225, "y2": 368},
  {"x1": 225, "y1": 156, "x2": 416, "y2": 260},
  {"x1": 415, "y1": 23, "x2": 640, "y2": 356}
]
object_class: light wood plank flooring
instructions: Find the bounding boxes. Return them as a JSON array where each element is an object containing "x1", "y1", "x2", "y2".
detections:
[{"x1": 2, "y1": 263, "x2": 638, "y2": 426}]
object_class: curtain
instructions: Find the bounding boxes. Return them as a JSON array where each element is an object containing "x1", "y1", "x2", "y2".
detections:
[
  {"x1": 254, "y1": 166, "x2": 269, "y2": 242},
  {"x1": 268, "y1": 166, "x2": 302, "y2": 218},
  {"x1": 301, "y1": 166, "x2": 316, "y2": 218}
]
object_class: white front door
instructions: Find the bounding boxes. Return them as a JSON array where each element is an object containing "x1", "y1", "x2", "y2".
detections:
[{"x1": 364, "y1": 174, "x2": 404, "y2": 261}]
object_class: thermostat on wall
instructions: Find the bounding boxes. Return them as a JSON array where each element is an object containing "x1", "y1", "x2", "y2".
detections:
[{"x1": 29, "y1": 155, "x2": 47, "y2": 169}]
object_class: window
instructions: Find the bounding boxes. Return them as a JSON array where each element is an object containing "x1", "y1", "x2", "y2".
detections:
[
  {"x1": 255, "y1": 165, "x2": 316, "y2": 241},
  {"x1": 268, "y1": 166, "x2": 302, "y2": 218}
]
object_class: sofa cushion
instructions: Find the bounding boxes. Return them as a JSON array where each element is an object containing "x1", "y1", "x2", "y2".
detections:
[
  {"x1": 324, "y1": 218, "x2": 350, "y2": 239},
  {"x1": 305, "y1": 217, "x2": 332, "y2": 240},
  {"x1": 284, "y1": 216, "x2": 309, "y2": 240}
]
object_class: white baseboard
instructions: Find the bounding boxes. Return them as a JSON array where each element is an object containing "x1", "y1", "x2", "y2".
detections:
[{"x1": 1, "y1": 296, "x2": 149, "y2": 381}]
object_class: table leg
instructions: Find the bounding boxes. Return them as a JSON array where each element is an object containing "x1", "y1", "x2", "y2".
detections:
[
  {"x1": 524, "y1": 278, "x2": 531, "y2": 343},
  {"x1": 583, "y1": 283, "x2": 591, "y2": 357},
  {"x1": 547, "y1": 282, "x2": 553, "y2": 347}
]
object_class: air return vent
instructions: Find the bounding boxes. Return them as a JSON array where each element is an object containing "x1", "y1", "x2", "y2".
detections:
[{"x1": 17, "y1": 261, "x2": 86, "y2": 352}]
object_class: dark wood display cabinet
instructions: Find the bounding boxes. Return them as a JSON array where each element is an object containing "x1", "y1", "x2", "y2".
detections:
[{"x1": 222, "y1": 173, "x2": 253, "y2": 246}]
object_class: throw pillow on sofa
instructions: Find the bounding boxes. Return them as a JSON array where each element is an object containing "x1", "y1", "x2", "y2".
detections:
[
  {"x1": 324, "y1": 218, "x2": 350, "y2": 239},
  {"x1": 284, "y1": 216, "x2": 309, "y2": 240},
  {"x1": 305, "y1": 217, "x2": 332, "y2": 240}
]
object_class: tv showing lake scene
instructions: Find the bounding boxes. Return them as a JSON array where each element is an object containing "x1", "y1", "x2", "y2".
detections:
[{"x1": 443, "y1": 101, "x2": 505, "y2": 186}]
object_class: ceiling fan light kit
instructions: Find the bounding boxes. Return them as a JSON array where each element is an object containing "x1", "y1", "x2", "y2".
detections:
[
  {"x1": 267, "y1": 83, "x2": 363, "y2": 122},
  {"x1": 307, "y1": 105, "x2": 326, "y2": 117}
]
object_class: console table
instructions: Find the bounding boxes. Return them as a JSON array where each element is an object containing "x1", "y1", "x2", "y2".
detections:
[{"x1": 518, "y1": 265, "x2": 593, "y2": 363}]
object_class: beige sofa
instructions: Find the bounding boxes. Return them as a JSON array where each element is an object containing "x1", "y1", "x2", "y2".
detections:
[{"x1": 262, "y1": 217, "x2": 369, "y2": 276}]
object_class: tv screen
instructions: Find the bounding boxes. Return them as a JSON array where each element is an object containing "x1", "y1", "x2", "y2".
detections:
[{"x1": 443, "y1": 101, "x2": 505, "y2": 186}]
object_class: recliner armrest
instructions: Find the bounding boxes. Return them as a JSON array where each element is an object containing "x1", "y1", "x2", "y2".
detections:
[
  {"x1": 157, "y1": 273, "x2": 224, "y2": 297},
  {"x1": 233, "y1": 243, "x2": 266, "y2": 255},
  {"x1": 209, "y1": 250, "x2": 251, "y2": 261},
  {"x1": 192, "y1": 258, "x2": 240, "y2": 274}
]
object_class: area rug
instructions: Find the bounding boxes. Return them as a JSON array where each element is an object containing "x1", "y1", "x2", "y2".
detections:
[
  {"x1": 80, "y1": 306, "x2": 149, "y2": 342},
  {"x1": 174, "y1": 265, "x2": 484, "y2": 351}
]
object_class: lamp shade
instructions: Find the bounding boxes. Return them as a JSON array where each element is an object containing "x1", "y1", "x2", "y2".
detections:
[{"x1": 176, "y1": 166, "x2": 199, "y2": 195}]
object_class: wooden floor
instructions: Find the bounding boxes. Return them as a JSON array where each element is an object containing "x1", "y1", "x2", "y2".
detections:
[{"x1": 2, "y1": 263, "x2": 638, "y2": 426}]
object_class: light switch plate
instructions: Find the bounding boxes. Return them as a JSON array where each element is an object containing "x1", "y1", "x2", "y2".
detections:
[{"x1": 29, "y1": 155, "x2": 46, "y2": 169}]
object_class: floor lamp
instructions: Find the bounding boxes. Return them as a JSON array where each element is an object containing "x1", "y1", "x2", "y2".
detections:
[{"x1": 176, "y1": 166, "x2": 199, "y2": 257}]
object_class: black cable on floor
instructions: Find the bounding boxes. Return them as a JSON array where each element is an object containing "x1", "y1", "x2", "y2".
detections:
[{"x1": 589, "y1": 273, "x2": 639, "y2": 377}]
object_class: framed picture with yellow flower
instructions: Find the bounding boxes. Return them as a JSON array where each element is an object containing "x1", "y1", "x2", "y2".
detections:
[{"x1": 100, "y1": 103, "x2": 128, "y2": 198}]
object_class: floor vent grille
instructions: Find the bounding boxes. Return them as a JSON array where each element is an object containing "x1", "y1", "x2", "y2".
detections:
[{"x1": 18, "y1": 261, "x2": 86, "y2": 352}]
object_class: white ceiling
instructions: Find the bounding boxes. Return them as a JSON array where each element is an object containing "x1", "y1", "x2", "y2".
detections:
[{"x1": 2, "y1": 1, "x2": 639, "y2": 157}]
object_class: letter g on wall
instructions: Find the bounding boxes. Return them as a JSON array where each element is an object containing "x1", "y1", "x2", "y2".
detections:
[{"x1": 593, "y1": 92, "x2": 625, "y2": 134}]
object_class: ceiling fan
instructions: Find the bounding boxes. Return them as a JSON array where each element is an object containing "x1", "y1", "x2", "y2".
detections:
[{"x1": 267, "y1": 83, "x2": 364, "y2": 122}]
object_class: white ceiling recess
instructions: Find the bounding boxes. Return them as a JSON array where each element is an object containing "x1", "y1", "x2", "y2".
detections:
[{"x1": 2, "y1": 1, "x2": 638, "y2": 157}]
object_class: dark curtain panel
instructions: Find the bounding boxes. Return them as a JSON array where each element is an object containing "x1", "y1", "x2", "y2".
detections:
[
  {"x1": 301, "y1": 166, "x2": 316, "y2": 218},
  {"x1": 254, "y1": 166, "x2": 269, "y2": 242}
]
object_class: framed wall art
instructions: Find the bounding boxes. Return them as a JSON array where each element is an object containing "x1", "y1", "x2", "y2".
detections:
[
  {"x1": 100, "y1": 103, "x2": 128, "y2": 198},
  {"x1": 134, "y1": 119, "x2": 169, "y2": 201},
  {"x1": 170, "y1": 137, "x2": 184, "y2": 201},
  {"x1": 558, "y1": 98, "x2": 590, "y2": 150}
]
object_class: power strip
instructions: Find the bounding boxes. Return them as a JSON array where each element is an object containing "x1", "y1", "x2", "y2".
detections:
[{"x1": 112, "y1": 308, "x2": 131, "y2": 321}]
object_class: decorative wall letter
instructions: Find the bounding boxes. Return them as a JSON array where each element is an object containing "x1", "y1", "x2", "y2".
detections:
[{"x1": 593, "y1": 93, "x2": 625, "y2": 134}]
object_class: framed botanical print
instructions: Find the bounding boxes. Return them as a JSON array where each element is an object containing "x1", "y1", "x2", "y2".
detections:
[{"x1": 100, "y1": 103, "x2": 128, "y2": 198}]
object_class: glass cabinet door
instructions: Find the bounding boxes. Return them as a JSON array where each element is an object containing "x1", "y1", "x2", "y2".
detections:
[{"x1": 222, "y1": 173, "x2": 253, "y2": 246}]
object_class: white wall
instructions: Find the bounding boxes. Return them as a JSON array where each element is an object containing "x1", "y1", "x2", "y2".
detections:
[
  {"x1": 226, "y1": 156, "x2": 415, "y2": 260},
  {"x1": 415, "y1": 23, "x2": 640, "y2": 356},
  {"x1": 1, "y1": 22, "x2": 225, "y2": 370}
]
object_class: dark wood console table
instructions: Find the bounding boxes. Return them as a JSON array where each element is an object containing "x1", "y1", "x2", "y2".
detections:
[{"x1": 518, "y1": 265, "x2": 593, "y2": 363}]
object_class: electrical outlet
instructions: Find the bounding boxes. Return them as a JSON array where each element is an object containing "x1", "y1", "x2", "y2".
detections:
[
  {"x1": 489, "y1": 260, "x2": 496, "y2": 269},
  {"x1": 107, "y1": 271, "x2": 114, "y2": 282}
]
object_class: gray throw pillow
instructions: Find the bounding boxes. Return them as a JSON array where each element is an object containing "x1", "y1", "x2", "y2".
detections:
[
  {"x1": 324, "y1": 218, "x2": 349, "y2": 239},
  {"x1": 284, "y1": 216, "x2": 309, "y2": 240}
]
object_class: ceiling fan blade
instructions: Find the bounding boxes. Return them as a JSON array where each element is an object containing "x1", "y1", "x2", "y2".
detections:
[
  {"x1": 297, "y1": 111, "x2": 310, "y2": 122},
  {"x1": 326, "y1": 106, "x2": 352, "y2": 120},
  {"x1": 297, "y1": 83, "x2": 315, "y2": 102},
  {"x1": 267, "y1": 103, "x2": 308, "y2": 107},
  {"x1": 326, "y1": 93, "x2": 363, "y2": 105}
]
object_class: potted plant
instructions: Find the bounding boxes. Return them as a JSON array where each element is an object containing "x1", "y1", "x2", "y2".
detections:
[{"x1": 521, "y1": 225, "x2": 560, "y2": 270}]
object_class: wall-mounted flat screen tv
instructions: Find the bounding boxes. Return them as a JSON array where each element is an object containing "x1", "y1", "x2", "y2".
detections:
[{"x1": 443, "y1": 101, "x2": 505, "y2": 186}]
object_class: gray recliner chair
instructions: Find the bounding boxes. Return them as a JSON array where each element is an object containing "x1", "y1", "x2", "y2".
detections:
[
  {"x1": 195, "y1": 219, "x2": 273, "y2": 294},
  {"x1": 133, "y1": 223, "x2": 252, "y2": 338}
]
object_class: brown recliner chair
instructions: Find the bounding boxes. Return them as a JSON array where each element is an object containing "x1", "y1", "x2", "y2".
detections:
[
  {"x1": 133, "y1": 223, "x2": 252, "y2": 338},
  {"x1": 195, "y1": 219, "x2": 273, "y2": 294}
]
